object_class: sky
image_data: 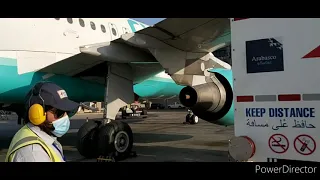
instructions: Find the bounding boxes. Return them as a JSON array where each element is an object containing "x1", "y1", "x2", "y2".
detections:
[{"x1": 132, "y1": 18, "x2": 165, "y2": 25}]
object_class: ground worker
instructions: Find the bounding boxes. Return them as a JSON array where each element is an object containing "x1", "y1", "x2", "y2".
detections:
[{"x1": 5, "y1": 81, "x2": 79, "y2": 162}]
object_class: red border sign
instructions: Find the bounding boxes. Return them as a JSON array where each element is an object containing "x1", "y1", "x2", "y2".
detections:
[
  {"x1": 293, "y1": 134, "x2": 316, "y2": 156},
  {"x1": 268, "y1": 134, "x2": 289, "y2": 154}
]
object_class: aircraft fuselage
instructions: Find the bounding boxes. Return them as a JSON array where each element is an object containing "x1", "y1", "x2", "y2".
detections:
[
  {"x1": 0, "y1": 18, "x2": 184, "y2": 106},
  {"x1": 0, "y1": 58, "x2": 184, "y2": 104}
]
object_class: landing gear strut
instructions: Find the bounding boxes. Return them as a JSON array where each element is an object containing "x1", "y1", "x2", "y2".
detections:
[
  {"x1": 76, "y1": 63, "x2": 135, "y2": 162},
  {"x1": 102, "y1": 65, "x2": 111, "y2": 125},
  {"x1": 185, "y1": 109, "x2": 199, "y2": 124}
]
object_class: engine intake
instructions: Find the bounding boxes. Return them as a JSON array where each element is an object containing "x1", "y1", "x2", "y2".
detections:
[{"x1": 179, "y1": 72, "x2": 233, "y2": 124}]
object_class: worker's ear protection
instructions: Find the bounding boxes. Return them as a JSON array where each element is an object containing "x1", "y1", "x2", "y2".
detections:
[{"x1": 28, "y1": 82, "x2": 47, "y2": 126}]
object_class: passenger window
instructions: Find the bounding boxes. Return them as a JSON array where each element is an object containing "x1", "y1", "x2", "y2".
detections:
[
  {"x1": 79, "y1": 18, "x2": 85, "y2": 27},
  {"x1": 54, "y1": 18, "x2": 60, "y2": 20},
  {"x1": 67, "y1": 18, "x2": 73, "y2": 24},
  {"x1": 101, "y1": 25, "x2": 106, "y2": 33},
  {"x1": 111, "y1": 28, "x2": 117, "y2": 36},
  {"x1": 90, "y1": 22, "x2": 96, "y2": 30}
]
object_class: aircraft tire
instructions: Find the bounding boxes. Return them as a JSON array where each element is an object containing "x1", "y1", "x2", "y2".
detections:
[
  {"x1": 190, "y1": 115, "x2": 199, "y2": 124},
  {"x1": 141, "y1": 109, "x2": 147, "y2": 115},
  {"x1": 121, "y1": 109, "x2": 127, "y2": 119},
  {"x1": 97, "y1": 121, "x2": 133, "y2": 158},
  {"x1": 186, "y1": 114, "x2": 192, "y2": 123},
  {"x1": 76, "y1": 121, "x2": 101, "y2": 158}
]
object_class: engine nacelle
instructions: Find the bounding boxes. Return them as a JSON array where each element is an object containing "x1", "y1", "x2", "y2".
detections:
[{"x1": 179, "y1": 69, "x2": 234, "y2": 126}]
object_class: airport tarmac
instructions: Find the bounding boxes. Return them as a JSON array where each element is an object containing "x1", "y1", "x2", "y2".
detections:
[{"x1": 0, "y1": 110, "x2": 234, "y2": 162}]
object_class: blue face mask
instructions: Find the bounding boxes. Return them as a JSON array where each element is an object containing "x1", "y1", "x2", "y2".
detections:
[{"x1": 51, "y1": 115, "x2": 70, "y2": 137}]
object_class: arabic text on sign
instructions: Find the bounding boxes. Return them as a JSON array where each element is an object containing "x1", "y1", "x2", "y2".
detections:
[
  {"x1": 271, "y1": 119, "x2": 316, "y2": 130},
  {"x1": 292, "y1": 120, "x2": 315, "y2": 129},
  {"x1": 246, "y1": 118, "x2": 316, "y2": 130},
  {"x1": 272, "y1": 119, "x2": 288, "y2": 130},
  {"x1": 246, "y1": 119, "x2": 269, "y2": 127}
]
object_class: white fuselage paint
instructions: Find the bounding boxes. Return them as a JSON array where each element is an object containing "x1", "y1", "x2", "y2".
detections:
[{"x1": 0, "y1": 18, "x2": 163, "y2": 78}]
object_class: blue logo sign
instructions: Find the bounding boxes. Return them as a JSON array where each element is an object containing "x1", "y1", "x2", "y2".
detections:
[{"x1": 246, "y1": 37, "x2": 284, "y2": 73}]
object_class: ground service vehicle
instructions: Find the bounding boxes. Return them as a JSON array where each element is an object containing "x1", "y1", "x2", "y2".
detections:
[
  {"x1": 228, "y1": 18, "x2": 320, "y2": 163},
  {"x1": 150, "y1": 103, "x2": 165, "y2": 109},
  {"x1": 121, "y1": 102, "x2": 148, "y2": 119},
  {"x1": 168, "y1": 102, "x2": 184, "y2": 109}
]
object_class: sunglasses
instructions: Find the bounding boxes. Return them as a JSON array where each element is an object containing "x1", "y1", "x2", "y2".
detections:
[{"x1": 49, "y1": 108, "x2": 66, "y2": 119}]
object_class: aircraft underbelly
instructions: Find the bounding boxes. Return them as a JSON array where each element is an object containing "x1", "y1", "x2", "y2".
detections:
[{"x1": 0, "y1": 59, "x2": 180, "y2": 104}]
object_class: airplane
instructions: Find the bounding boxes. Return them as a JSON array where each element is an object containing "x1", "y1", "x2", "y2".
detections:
[
  {"x1": 0, "y1": 18, "x2": 233, "y2": 159},
  {"x1": 134, "y1": 71, "x2": 184, "y2": 101}
]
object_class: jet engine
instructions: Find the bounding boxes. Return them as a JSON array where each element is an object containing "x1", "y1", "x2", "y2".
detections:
[{"x1": 179, "y1": 69, "x2": 234, "y2": 126}]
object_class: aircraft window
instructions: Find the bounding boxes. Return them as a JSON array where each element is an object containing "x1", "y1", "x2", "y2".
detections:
[
  {"x1": 90, "y1": 22, "x2": 96, "y2": 30},
  {"x1": 67, "y1": 18, "x2": 73, "y2": 24},
  {"x1": 101, "y1": 25, "x2": 106, "y2": 33},
  {"x1": 54, "y1": 18, "x2": 60, "y2": 20},
  {"x1": 79, "y1": 18, "x2": 85, "y2": 27},
  {"x1": 111, "y1": 28, "x2": 117, "y2": 36}
]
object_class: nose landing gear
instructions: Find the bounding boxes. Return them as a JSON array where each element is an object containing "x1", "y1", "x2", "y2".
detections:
[{"x1": 184, "y1": 109, "x2": 199, "y2": 125}]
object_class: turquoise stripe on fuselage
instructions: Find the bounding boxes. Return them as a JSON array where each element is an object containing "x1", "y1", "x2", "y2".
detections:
[
  {"x1": 0, "y1": 58, "x2": 105, "y2": 103},
  {"x1": 133, "y1": 76, "x2": 184, "y2": 98},
  {"x1": 127, "y1": 19, "x2": 148, "y2": 33},
  {"x1": 0, "y1": 57, "x2": 183, "y2": 103}
]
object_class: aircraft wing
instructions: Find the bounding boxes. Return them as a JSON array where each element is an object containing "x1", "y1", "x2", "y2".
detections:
[
  {"x1": 114, "y1": 18, "x2": 230, "y2": 53},
  {"x1": 79, "y1": 18, "x2": 230, "y2": 56},
  {"x1": 38, "y1": 18, "x2": 231, "y2": 85}
]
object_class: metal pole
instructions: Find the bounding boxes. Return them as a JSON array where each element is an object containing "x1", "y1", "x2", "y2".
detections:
[{"x1": 103, "y1": 64, "x2": 111, "y2": 124}]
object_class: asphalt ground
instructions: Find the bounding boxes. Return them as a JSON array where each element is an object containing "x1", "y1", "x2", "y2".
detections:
[{"x1": 0, "y1": 109, "x2": 234, "y2": 162}]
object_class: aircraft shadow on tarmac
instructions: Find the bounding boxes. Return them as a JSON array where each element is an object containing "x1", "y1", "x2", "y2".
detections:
[
  {"x1": 59, "y1": 131, "x2": 220, "y2": 162},
  {"x1": 67, "y1": 145, "x2": 228, "y2": 162},
  {"x1": 59, "y1": 132, "x2": 228, "y2": 162},
  {"x1": 69, "y1": 118, "x2": 146, "y2": 129},
  {"x1": 0, "y1": 117, "x2": 229, "y2": 162},
  {"x1": 127, "y1": 145, "x2": 228, "y2": 162},
  {"x1": 59, "y1": 132, "x2": 193, "y2": 146}
]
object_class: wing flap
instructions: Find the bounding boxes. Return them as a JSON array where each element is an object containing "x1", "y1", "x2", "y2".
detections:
[
  {"x1": 38, "y1": 41, "x2": 156, "y2": 77},
  {"x1": 79, "y1": 41, "x2": 155, "y2": 63},
  {"x1": 135, "y1": 18, "x2": 230, "y2": 52},
  {"x1": 38, "y1": 53, "x2": 104, "y2": 76},
  {"x1": 155, "y1": 18, "x2": 214, "y2": 36}
]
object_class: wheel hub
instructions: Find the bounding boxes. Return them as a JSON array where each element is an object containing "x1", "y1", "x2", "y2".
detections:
[
  {"x1": 114, "y1": 131, "x2": 129, "y2": 153},
  {"x1": 120, "y1": 138, "x2": 125, "y2": 145}
]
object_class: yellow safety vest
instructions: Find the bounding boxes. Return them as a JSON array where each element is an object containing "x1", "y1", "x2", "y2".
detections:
[{"x1": 5, "y1": 125, "x2": 63, "y2": 162}]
